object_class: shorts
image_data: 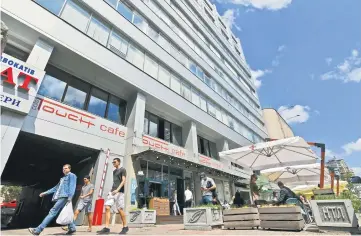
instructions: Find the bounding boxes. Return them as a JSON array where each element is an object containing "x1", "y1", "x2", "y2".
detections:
[
  {"x1": 77, "y1": 200, "x2": 92, "y2": 213},
  {"x1": 104, "y1": 192, "x2": 125, "y2": 210}
]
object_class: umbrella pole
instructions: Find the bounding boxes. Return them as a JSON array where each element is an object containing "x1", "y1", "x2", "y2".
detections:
[
  {"x1": 336, "y1": 178, "x2": 340, "y2": 196},
  {"x1": 330, "y1": 171, "x2": 334, "y2": 190}
]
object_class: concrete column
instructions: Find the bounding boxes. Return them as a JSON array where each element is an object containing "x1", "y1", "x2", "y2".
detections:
[
  {"x1": 123, "y1": 92, "x2": 146, "y2": 210},
  {"x1": 182, "y1": 121, "x2": 198, "y2": 158},
  {"x1": 216, "y1": 139, "x2": 229, "y2": 152},
  {"x1": 0, "y1": 39, "x2": 54, "y2": 176}
]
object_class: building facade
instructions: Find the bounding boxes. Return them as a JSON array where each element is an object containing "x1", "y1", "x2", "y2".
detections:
[
  {"x1": 263, "y1": 108, "x2": 295, "y2": 139},
  {"x1": 326, "y1": 158, "x2": 354, "y2": 181},
  {"x1": 1, "y1": 0, "x2": 267, "y2": 225}
]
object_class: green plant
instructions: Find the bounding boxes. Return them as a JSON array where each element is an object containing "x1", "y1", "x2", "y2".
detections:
[{"x1": 0, "y1": 185, "x2": 22, "y2": 202}]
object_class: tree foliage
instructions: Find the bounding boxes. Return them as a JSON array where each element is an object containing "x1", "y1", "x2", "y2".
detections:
[{"x1": 0, "y1": 185, "x2": 22, "y2": 202}]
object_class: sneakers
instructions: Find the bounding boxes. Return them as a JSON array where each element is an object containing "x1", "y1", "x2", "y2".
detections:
[
  {"x1": 119, "y1": 226, "x2": 129, "y2": 235},
  {"x1": 65, "y1": 230, "x2": 76, "y2": 235},
  {"x1": 28, "y1": 228, "x2": 40, "y2": 235},
  {"x1": 97, "y1": 227, "x2": 110, "y2": 234}
]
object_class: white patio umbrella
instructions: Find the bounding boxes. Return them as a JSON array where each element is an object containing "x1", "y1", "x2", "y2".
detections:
[
  {"x1": 261, "y1": 163, "x2": 329, "y2": 184},
  {"x1": 219, "y1": 137, "x2": 318, "y2": 171}
]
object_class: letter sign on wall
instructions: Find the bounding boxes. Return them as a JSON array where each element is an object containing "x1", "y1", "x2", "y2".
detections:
[{"x1": 1, "y1": 53, "x2": 45, "y2": 114}]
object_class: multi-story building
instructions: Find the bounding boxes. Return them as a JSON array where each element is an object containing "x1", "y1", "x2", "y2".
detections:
[
  {"x1": 1, "y1": 0, "x2": 267, "y2": 225},
  {"x1": 326, "y1": 158, "x2": 354, "y2": 180}
]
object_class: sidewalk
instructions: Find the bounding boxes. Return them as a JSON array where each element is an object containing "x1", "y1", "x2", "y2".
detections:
[{"x1": 1, "y1": 224, "x2": 354, "y2": 235}]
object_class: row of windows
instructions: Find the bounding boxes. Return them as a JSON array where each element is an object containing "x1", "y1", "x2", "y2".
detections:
[
  {"x1": 197, "y1": 135, "x2": 218, "y2": 159},
  {"x1": 134, "y1": 0, "x2": 264, "y2": 125},
  {"x1": 34, "y1": 0, "x2": 264, "y2": 142},
  {"x1": 183, "y1": 0, "x2": 251, "y2": 79},
  {"x1": 38, "y1": 65, "x2": 127, "y2": 124},
  {"x1": 144, "y1": 111, "x2": 182, "y2": 146}
]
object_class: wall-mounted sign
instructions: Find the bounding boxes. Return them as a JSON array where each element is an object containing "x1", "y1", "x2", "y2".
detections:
[
  {"x1": 198, "y1": 154, "x2": 223, "y2": 169},
  {"x1": 1, "y1": 53, "x2": 45, "y2": 114},
  {"x1": 141, "y1": 135, "x2": 187, "y2": 159}
]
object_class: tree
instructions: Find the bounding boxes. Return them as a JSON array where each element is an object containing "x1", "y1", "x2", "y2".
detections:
[{"x1": 0, "y1": 185, "x2": 22, "y2": 202}]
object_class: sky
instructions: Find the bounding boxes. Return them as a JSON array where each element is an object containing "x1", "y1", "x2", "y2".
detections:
[{"x1": 212, "y1": 0, "x2": 361, "y2": 175}]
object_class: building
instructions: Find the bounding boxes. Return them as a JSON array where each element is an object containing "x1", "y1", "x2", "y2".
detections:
[
  {"x1": 262, "y1": 108, "x2": 294, "y2": 139},
  {"x1": 326, "y1": 158, "x2": 354, "y2": 180},
  {"x1": 1, "y1": 0, "x2": 267, "y2": 225}
]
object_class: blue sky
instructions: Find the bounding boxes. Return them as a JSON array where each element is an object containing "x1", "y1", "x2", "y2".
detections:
[{"x1": 212, "y1": 0, "x2": 361, "y2": 174}]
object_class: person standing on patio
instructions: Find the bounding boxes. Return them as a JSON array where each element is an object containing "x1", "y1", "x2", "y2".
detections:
[
  {"x1": 200, "y1": 172, "x2": 216, "y2": 205},
  {"x1": 250, "y1": 174, "x2": 261, "y2": 204},
  {"x1": 184, "y1": 186, "x2": 193, "y2": 208},
  {"x1": 274, "y1": 181, "x2": 300, "y2": 205}
]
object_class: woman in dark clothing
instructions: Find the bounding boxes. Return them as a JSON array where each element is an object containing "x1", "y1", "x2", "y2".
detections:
[{"x1": 232, "y1": 191, "x2": 244, "y2": 208}]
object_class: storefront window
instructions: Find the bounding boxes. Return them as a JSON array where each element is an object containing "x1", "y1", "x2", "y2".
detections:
[
  {"x1": 87, "y1": 87, "x2": 108, "y2": 117},
  {"x1": 198, "y1": 136, "x2": 218, "y2": 159},
  {"x1": 35, "y1": 0, "x2": 66, "y2": 15},
  {"x1": 63, "y1": 79, "x2": 90, "y2": 109},
  {"x1": 38, "y1": 75, "x2": 67, "y2": 101}
]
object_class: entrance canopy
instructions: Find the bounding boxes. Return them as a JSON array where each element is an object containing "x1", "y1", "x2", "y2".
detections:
[{"x1": 219, "y1": 137, "x2": 318, "y2": 171}]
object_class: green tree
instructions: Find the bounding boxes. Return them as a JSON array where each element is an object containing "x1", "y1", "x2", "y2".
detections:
[{"x1": 0, "y1": 185, "x2": 22, "y2": 202}]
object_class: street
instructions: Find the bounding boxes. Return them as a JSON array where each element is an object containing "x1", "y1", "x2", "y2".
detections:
[{"x1": 1, "y1": 224, "x2": 357, "y2": 236}]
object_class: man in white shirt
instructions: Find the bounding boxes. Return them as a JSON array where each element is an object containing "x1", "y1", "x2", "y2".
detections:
[
  {"x1": 184, "y1": 186, "x2": 193, "y2": 208},
  {"x1": 200, "y1": 172, "x2": 216, "y2": 205}
]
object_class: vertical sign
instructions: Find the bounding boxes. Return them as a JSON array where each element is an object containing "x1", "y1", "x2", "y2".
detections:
[{"x1": 131, "y1": 178, "x2": 137, "y2": 205}]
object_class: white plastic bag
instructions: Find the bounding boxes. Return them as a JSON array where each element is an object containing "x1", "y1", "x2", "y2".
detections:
[{"x1": 56, "y1": 202, "x2": 74, "y2": 225}]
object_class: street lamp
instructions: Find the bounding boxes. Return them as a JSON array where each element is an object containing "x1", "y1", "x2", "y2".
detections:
[
  {"x1": 279, "y1": 105, "x2": 296, "y2": 113},
  {"x1": 285, "y1": 115, "x2": 300, "y2": 121}
]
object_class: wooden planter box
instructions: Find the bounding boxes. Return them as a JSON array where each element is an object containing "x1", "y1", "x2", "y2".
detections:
[
  {"x1": 223, "y1": 207, "x2": 260, "y2": 230},
  {"x1": 183, "y1": 208, "x2": 223, "y2": 230},
  {"x1": 259, "y1": 206, "x2": 304, "y2": 231},
  {"x1": 128, "y1": 210, "x2": 156, "y2": 228},
  {"x1": 149, "y1": 198, "x2": 170, "y2": 216}
]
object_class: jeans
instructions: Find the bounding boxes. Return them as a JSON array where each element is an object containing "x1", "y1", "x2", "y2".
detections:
[
  {"x1": 185, "y1": 200, "x2": 192, "y2": 208},
  {"x1": 201, "y1": 195, "x2": 213, "y2": 205},
  {"x1": 35, "y1": 198, "x2": 76, "y2": 233}
]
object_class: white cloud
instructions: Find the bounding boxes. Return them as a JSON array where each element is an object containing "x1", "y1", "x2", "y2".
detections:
[
  {"x1": 352, "y1": 167, "x2": 361, "y2": 176},
  {"x1": 278, "y1": 105, "x2": 311, "y2": 124},
  {"x1": 325, "y1": 57, "x2": 333, "y2": 66},
  {"x1": 221, "y1": 9, "x2": 242, "y2": 31},
  {"x1": 230, "y1": 0, "x2": 292, "y2": 10},
  {"x1": 271, "y1": 45, "x2": 286, "y2": 67},
  {"x1": 321, "y1": 49, "x2": 361, "y2": 83},
  {"x1": 251, "y1": 69, "x2": 272, "y2": 89},
  {"x1": 342, "y1": 138, "x2": 361, "y2": 155},
  {"x1": 325, "y1": 148, "x2": 338, "y2": 158},
  {"x1": 278, "y1": 45, "x2": 286, "y2": 52}
]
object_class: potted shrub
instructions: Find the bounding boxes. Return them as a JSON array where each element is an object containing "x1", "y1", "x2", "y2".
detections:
[{"x1": 183, "y1": 204, "x2": 223, "y2": 230}]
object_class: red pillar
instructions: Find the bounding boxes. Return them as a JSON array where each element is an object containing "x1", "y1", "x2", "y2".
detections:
[
  {"x1": 319, "y1": 144, "x2": 326, "y2": 189},
  {"x1": 330, "y1": 172, "x2": 335, "y2": 190},
  {"x1": 92, "y1": 199, "x2": 105, "y2": 225},
  {"x1": 336, "y1": 179, "x2": 340, "y2": 196}
]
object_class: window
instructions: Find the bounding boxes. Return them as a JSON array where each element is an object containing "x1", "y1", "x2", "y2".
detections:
[
  {"x1": 181, "y1": 82, "x2": 191, "y2": 101},
  {"x1": 164, "y1": 121, "x2": 171, "y2": 142},
  {"x1": 107, "y1": 95, "x2": 126, "y2": 124},
  {"x1": 207, "y1": 101, "x2": 216, "y2": 117},
  {"x1": 61, "y1": 0, "x2": 90, "y2": 32},
  {"x1": 188, "y1": 60, "x2": 197, "y2": 75},
  {"x1": 63, "y1": 78, "x2": 90, "y2": 109},
  {"x1": 199, "y1": 95, "x2": 207, "y2": 112},
  {"x1": 170, "y1": 45, "x2": 180, "y2": 60},
  {"x1": 218, "y1": 17, "x2": 227, "y2": 29},
  {"x1": 105, "y1": 0, "x2": 118, "y2": 7},
  {"x1": 147, "y1": 26, "x2": 159, "y2": 42},
  {"x1": 87, "y1": 87, "x2": 108, "y2": 117},
  {"x1": 108, "y1": 31, "x2": 129, "y2": 56},
  {"x1": 117, "y1": 1, "x2": 133, "y2": 21},
  {"x1": 178, "y1": 51, "x2": 187, "y2": 66},
  {"x1": 204, "y1": 74, "x2": 213, "y2": 89},
  {"x1": 133, "y1": 12, "x2": 147, "y2": 33},
  {"x1": 196, "y1": 67, "x2": 204, "y2": 81},
  {"x1": 146, "y1": 112, "x2": 159, "y2": 137},
  {"x1": 215, "y1": 106, "x2": 222, "y2": 121},
  {"x1": 197, "y1": 136, "x2": 217, "y2": 159},
  {"x1": 158, "y1": 34, "x2": 170, "y2": 52},
  {"x1": 191, "y1": 88, "x2": 201, "y2": 107},
  {"x1": 158, "y1": 65, "x2": 171, "y2": 87},
  {"x1": 126, "y1": 44, "x2": 144, "y2": 69},
  {"x1": 170, "y1": 74, "x2": 181, "y2": 94},
  {"x1": 38, "y1": 74, "x2": 67, "y2": 101},
  {"x1": 87, "y1": 16, "x2": 110, "y2": 46},
  {"x1": 144, "y1": 54, "x2": 159, "y2": 78},
  {"x1": 172, "y1": 124, "x2": 182, "y2": 146},
  {"x1": 35, "y1": 0, "x2": 66, "y2": 15}
]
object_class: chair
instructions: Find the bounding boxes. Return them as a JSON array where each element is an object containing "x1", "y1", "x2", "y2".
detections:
[{"x1": 285, "y1": 198, "x2": 313, "y2": 224}]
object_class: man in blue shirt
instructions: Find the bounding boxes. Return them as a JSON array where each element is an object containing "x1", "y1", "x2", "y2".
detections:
[{"x1": 28, "y1": 164, "x2": 77, "y2": 235}]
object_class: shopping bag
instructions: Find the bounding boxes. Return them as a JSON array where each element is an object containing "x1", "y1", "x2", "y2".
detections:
[{"x1": 56, "y1": 202, "x2": 74, "y2": 225}]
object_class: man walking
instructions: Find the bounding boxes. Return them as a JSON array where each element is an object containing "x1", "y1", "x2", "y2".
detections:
[
  {"x1": 184, "y1": 186, "x2": 192, "y2": 208},
  {"x1": 62, "y1": 175, "x2": 94, "y2": 232},
  {"x1": 200, "y1": 172, "x2": 216, "y2": 205},
  {"x1": 28, "y1": 164, "x2": 77, "y2": 235},
  {"x1": 97, "y1": 158, "x2": 128, "y2": 235}
]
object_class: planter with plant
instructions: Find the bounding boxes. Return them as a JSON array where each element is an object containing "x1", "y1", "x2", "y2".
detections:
[
  {"x1": 258, "y1": 205, "x2": 304, "y2": 231},
  {"x1": 183, "y1": 205, "x2": 223, "y2": 230},
  {"x1": 223, "y1": 206, "x2": 260, "y2": 230},
  {"x1": 128, "y1": 208, "x2": 156, "y2": 228}
]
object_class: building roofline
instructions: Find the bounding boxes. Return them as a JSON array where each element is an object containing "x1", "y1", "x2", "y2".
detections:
[{"x1": 262, "y1": 107, "x2": 294, "y2": 133}]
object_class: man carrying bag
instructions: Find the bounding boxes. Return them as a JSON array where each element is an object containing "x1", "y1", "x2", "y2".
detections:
[{"x1": 28, "y1": 164, "x2": 77, "y2": 235}]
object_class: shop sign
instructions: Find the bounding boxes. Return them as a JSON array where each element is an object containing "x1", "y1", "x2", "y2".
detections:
[
  {"x1": 1, "y1": 53, "x2": 45, "y2": 114},
  {"x1": 131, "y1": 178, "x2": 137, "y2": 205},
  {"x1": 199, "y1": 154, "x2": 223, "y2": 169},
  {"x1": 29, "y1": 96, "x2": 127, "y2": 142},
  {"x1": 142, "y1": 135, "x2": 187, "y2": 158}
]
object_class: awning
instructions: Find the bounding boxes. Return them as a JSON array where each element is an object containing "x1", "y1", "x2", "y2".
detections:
[{"x1": 219, "y1": 137, "x2": 318, "y2": 171}]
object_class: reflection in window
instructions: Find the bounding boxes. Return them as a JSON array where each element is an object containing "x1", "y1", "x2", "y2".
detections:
[
  {"x1": 158, "y1": 65, "x2": 170, "y2": 87},
  {"x1": 108, "y1": 31, "x2": 129, "y2": 56},
  {"x1": 172, "y1": 124, "x2": 182, "y2": 146},
  {"x1": 133, "y1": 13, "x2": 147, "y2": 33},
  {"x1": 87, "y1": 87, "x2": 108, "y2": 117},
  {"x1": 87, "y1": 16, "x2": 110, "y2": 46},
  {"x1": 35, "y1": 0, "x2": 66, "y2": 15},
  {"x1": 105, "y1": 0, "x2": 117, "y2": 7},
  {"x1": 191, "y1": 88, "x2": 200, "y2": 107},
  {"x1": 126, "y1": 44, "x2": 144, "y2": 69},
  {"x1": 181, "y1": 82, "x2": 191, "y2": 101},
  {"x1": 158, "y1": 34, "x2": 170, "y2": 52},
  {"x1": 148, "y1": 113, "x2": 158, "y2": 137},
  {"x1": 61, "y1": 0, "x2": 90, "y2": 32},
  {"x1": 148, "y1": 26, "x2": 159, "y2": 42},
  {"x1": 170, "y1": 74, "x2": 181, "y2": 94},
  {"x1": 164, "y1": 121, "x2": 171, "y2": 142},
  {"x1": 117, "y1": 1, "x2": 133, "y2": 21},
  {"x1": 63, "y1": 79, "x2": 90, "y2": 109},
  {"x1": 38, "y1": 75, "x2": 67, "y2": 101},
  {"x1": 188, "y1": 60, "x2": 197, "y2": 75},
  {"x1": 144, "y1": 55, "x2": 159, "y2": 78},
  {"x1": 196, "y1": 67, "x2": 204, "y2": 81},
  {"x1": 107, "y1": 95, "x2": 126, "y2": 124}
]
